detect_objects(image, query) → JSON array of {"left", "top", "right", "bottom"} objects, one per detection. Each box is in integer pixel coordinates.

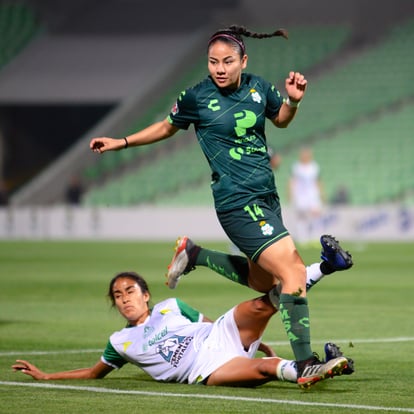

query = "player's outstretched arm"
[
  {"left": 90, "top": 119, "right": 179, "bottom": 154},
  {"left": 12, "top": 359, "right": 113, "bottom": 380}
]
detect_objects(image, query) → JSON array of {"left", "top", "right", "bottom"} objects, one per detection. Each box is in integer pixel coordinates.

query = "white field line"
[
  {"left": 0, "top": 381, "right": 413, "bottom": 413},
  {"left": 1, "top": 336, "right": 413, "bottom": 357}
]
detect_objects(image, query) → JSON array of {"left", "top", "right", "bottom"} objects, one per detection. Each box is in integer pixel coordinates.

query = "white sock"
[
  {"left": 306, "top": 262, "right": 325, "bottom": 291},
  {"left": 269, "top": 262, "right": 324, "bottom": 307},
  {"left": 276, "top": 359, "right": 298, "bottom": 383}
]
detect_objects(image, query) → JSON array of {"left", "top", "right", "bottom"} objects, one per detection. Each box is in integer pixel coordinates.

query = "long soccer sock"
[
  {"left": 278, "top": 293, "right": 313, "bottom": 362},
  {"left": 194, "top": 245, "right": 327, "bottom": 292},
  {"left": 194, "top": 248, "right": 250, "bottom": 286}
]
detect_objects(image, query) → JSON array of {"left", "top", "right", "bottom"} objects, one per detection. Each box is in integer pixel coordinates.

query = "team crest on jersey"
[
  {"left": 170, "top": 102, "right": 179, "bottom": 115},
  {"left": 143, "top": 326, "right": 155, "bottom": 338},
  {"left": 250, "top": 89, "right": 262, "bottom": 103},
  {"left": 259, "top": 220, "right": 274, "bottom": 236},
  {"left": 156, "top": 335, "right": 193, "bottom": 367}
]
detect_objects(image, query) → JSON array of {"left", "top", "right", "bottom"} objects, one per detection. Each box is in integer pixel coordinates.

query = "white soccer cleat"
[
  {"left": 166, "top": 236, "right": 196, "bottom": 289},
  {"left": 297, "top": 355, "right": 349, "bottom": 389}
]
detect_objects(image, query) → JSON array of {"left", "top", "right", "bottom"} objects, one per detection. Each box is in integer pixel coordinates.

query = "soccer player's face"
[
  {"left": 112, "top": 277, "right": 150, "bottom": 325},
  {"left": 208, "top": 41, "right": 247, "bottom": 90}
]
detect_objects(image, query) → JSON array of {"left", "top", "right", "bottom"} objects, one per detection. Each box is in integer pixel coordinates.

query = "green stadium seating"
[
  {"left": 265, "top": 18, "right": 414, "bottom": 150},
  {"left": 273, "top": 103, "right": 414, "bottom": 205},
  {"left": 82, "top": 19, "right": 414, "bottom": 206},
  {"left": 83, "top": 25, "right": 353, "bottom": 206}
]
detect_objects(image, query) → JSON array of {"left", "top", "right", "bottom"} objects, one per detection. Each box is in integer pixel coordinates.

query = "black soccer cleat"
[
  {"left": 320, "top": 234, "right": 353, "bottom": 271},
  {"left": 324, "top": 342, "right": 355, "bottom": 375}
]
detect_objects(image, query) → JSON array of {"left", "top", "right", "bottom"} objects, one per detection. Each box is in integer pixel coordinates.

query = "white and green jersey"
[
  {"left": 168, "top": 73, "right": 284, "bottom": 212},
  {"left": 101, "top": 298, "right": 211, "bottom": 383}
]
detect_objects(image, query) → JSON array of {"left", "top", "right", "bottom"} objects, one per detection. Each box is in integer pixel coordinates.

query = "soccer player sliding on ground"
[{"left": 13, "top": 237, "right": 354, "bottom": 388}]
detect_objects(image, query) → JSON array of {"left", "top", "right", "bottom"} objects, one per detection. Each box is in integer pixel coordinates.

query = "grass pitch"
[{"left": 0, "top": 239, "right": 413, "bottom": 413}]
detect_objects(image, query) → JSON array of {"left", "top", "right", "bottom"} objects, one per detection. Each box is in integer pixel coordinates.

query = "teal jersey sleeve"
[
  {"left": 101, "top": 339, "right": 128, "bottom": 369},
  {"left": 167, "top": 88, "right": 199, "bottom": 130},
  {"left": 175, "top": 298, "right": 202, "bottom": 322},
  {"left": 265, "top": 84, "right": 284, "bottom": 119}
]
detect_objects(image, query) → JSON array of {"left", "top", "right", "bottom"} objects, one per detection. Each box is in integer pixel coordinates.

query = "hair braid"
[
  {"left": 228, "top": 25, "right": 288, "bottom": 40},
  {"left": 207, "top": 25, "right": 288, "bottom": 58}
]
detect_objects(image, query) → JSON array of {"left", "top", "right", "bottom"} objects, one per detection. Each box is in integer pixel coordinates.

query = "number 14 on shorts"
[{"left": 244, "top": 204, "right": 264, "bottom": 221}]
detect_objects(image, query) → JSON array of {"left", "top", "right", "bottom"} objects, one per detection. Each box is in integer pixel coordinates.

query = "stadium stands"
[
  {"left": 6, "top": 5, "right": 413, "bottom": 207},
  {"left": 273, "top": 102, "right": 414, "bottom": 205},
  {"left": 83, "top": 24, "right": 354, "bottom": 206},
  {"left": 265, "top": 18, "right": 414, "bottom": 150},
  {"left": 150, "top": 19, "right": 414, "bottom": 207},
  {"left": 159, "top": 100, "right": 414, "bottom": 207}
]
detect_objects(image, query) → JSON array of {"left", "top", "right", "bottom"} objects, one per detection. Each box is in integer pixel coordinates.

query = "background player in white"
[
  {"left": 289, "top": 147, "right": 324, "bottom": 244},
  {"left": 12, "top": 271, "right": 352, "bottom": 389}
]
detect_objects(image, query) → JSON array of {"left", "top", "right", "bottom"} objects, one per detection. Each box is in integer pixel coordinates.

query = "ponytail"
[
  {"left": 208, "top": 25, "right": 288, "bottom": 57},
  {"left": 228, "top": 25, "right": 288, "bottom": 40}
]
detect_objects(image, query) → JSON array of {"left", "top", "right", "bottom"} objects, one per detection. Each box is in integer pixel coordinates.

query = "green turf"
[{"left": 1, "top": 240, "right": 413, "bottom": 413}]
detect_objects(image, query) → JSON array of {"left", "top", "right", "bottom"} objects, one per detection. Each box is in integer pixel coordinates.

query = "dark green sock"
[
  {"left": 195, "top": 248, "right": 249, "bottom": 287},
  {"left": 278, "top": 293, "right": 313, "bottom": 361}
]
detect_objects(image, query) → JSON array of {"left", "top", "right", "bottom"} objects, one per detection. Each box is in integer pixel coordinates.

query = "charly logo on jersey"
[
  {"left": 250, "top": 88, "right": 262, "bottom": 103},
  {"left": 156, "top": 335, "right": 193, "bottom": 367},
  {"left": 208, "top": 99, "right": 221, "bottom": 112},
  {"left": 259, "top": 220, "right": 274, "bottom": 236}
]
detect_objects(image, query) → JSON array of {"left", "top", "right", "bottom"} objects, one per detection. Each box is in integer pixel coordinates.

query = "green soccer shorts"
[{"left": 217, "top": 193, "right": 290, "bottom": 262}]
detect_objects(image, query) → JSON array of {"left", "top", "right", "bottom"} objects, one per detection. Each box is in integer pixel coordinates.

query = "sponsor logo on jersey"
[
  {"left": 147, "top": 325, "right": 168, "bottom": 347},
  {"left": 156, "top": 335, "right": 193, "bottom": 367}
]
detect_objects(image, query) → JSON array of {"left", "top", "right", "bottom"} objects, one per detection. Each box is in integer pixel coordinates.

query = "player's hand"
[
  {"left": 12, "top": 359, "right": 46, "bottom": 380},
  {"left": 89, "top": 137, "right": 124, "bottom": 153},
  {"left": 258, "top": 342, "right": 277, "bottom": 357},
  {"left": 285, "top": 71, "right": 307, "bottom": 103}
]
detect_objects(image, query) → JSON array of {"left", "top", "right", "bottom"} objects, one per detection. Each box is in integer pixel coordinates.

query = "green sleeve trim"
[
  {"left": 176, "top": 298, "right": 201, "bottom": 322},
  {"left": 102, "top": 340, "right": 128, "bottom": 369}
]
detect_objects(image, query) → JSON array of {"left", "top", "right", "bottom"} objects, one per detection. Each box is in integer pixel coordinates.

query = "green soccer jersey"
[{"left": 168, "top": 73, "right": 284, "bottom": 212}]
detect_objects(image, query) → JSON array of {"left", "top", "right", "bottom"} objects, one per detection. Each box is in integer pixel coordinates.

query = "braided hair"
[{"left": 208, "top": 25, "right": 288, "bottom": 57}]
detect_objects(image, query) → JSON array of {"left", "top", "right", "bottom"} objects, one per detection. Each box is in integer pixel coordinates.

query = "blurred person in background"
[
  {"left": 89, "top": 25, "right": 351, "bottom": 386},
  {"left": 65, "top": 175, "right": 84, "bottom": 205},
  {"left": 0, "top": 179, "right": 9, "bottom": 205},
  {"left": 289, "top": 147, "right": 324, "bottom": 245},
  {"left": 331, "top": 184, "right": 350, "bottom": 205},
  {"left": 13, "top": 271, "right": 353, "bottom": 388}
]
